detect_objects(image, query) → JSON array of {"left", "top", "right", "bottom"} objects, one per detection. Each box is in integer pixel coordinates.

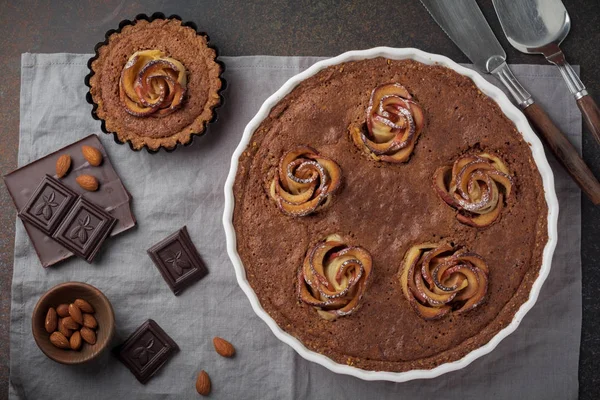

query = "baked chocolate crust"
[
  {"left": 232, "top": 58, "right": 548, "bottom": 372},
  {"left": 87, "top": 13, "right": 224, "bottom": 152}
]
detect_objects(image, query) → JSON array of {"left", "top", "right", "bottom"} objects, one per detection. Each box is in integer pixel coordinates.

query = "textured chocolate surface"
[
  {"left": 89, "top": 18, "right": 223, "bottom": 151},
  {"left": 147, "top": 226, "right": 208, "bottom": 295},
  {"left": 233, "top": 58, "right": 548, "bottom": 372},
  {"left": 16, "top": 174, "right": 116, "bottom": 264},
  {"left": 18, "top": 175, "right": 78, "bottom": 235},
  {"left": 3, "top": 134, "right": 135, "bottom": 267},
  {"left": 52, "top": 197, "right": 117, "bottom": 263},
  {"left": 115, "top": 319, "right": 179, "bottom": 384}
]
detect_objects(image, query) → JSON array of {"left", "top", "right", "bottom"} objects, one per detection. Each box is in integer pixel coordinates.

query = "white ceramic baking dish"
[{"left": 222, "top": 47, "right": 559, "bottom": 382}]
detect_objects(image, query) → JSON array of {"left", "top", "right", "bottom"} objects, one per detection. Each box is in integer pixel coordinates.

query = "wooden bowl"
[{"left": 32, "top": 281, "right": 115, "bottom": 364}]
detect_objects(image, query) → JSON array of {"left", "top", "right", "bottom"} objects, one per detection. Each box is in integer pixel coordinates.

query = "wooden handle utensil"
[
  {"left": 577, "top": 94, "right": 600, "bottom": 148},
  {"left": 523, "top": 102, "right": 600, "bottom": 204}
]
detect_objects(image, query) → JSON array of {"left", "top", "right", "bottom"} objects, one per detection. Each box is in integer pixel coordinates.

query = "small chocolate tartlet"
[{"left": 87, "top": 13, "right": 224, "bottom": 152}]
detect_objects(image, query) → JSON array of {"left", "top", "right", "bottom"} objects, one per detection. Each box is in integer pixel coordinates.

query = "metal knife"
[{"left": 420, "top": 0, "right": 600, "bottom": 205}]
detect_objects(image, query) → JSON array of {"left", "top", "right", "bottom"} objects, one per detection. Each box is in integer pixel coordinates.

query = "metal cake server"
[
  {"left": 419, "top": 0, "right": 600, "bottom": 204},
  {"left": 493, "top": 0, "right": 600, "bottom": 147}
]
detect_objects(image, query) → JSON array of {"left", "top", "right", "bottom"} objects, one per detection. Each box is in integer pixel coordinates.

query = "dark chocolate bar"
[
  {"left": 17, "top": 175, "right": 116, "bottom": 264},
  {"left": 147, "top": 226, "right": 208, "bottom": 295},
  {"left": 114, "top": 319, "right": 179, "bottom": 384},
  {"left": 52, "top": 197, "right": 117, "bottom": 263},
  {"left": 18, "top": 175, "right": 78, "bottom": 235},
  {"left": 3, "top": 134, "right": 136, "bottom": 267}
]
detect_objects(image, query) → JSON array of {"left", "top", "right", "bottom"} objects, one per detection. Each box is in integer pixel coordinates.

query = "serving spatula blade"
[
  {"left": 493, "top": 0, "right": 600, "bottom": 150},
  {"left": 492, "top": 0, "right": 569, "bottom": 55}
]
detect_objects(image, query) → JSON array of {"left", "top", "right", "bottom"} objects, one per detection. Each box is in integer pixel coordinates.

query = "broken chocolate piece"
[
  {"left": 52, "top": 197, "right": 117, "bottom": 263},
  {"left": 18, "top": 175, "right": 78, "bottom": 235},
  {"left": 147, "top": 226, "right": 208, "bottom": 295},
  {"left": 114, "top": 319, "right": 179, "bottom": 384}
]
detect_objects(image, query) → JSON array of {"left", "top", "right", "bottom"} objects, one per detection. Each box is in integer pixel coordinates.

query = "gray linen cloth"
[{"left": 10, "top": 53, "right": 581, "bottom": 399}]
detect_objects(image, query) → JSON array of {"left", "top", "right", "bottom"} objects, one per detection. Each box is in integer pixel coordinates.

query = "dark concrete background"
[{"left": 0, "top": 0, "right": 598, "bottom": 398}]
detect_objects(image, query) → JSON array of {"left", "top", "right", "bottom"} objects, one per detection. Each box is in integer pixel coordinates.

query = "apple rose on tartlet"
[
  {"left": 351, "top": 83, "right": 425, "bottom": 163},
  {"left": 269, "top": 146, "right": 342, "bottom": 217},
  {"left": 120, "top": 50, "right": 187, "bottom": 117},
  {"left": 434, "top": 153, "right": 514, "bottom": 228},
  {"left": 399, "top": 242, "right": 489, "bottom": 320},
  {"left": 298, "top": 234, "right": 373, "bottom": 321}
]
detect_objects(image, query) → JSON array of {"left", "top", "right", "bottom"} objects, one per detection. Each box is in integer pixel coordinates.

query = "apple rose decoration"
[
  {"left": 433, "top": 153, "right": 514, "bottom": 228},
  {"left": 298, "top": 234, "right": 373, "bottom": 321},
  {"left": 351, "top": 83, "right": 425, "bottom": 163},
  {"left": 119, "top": 50, "right": 187, "bottom": 117},
  {"left": 399, "top": 242, "right": 489, "bottom": 320},
  {"left": 269, "top": 146, "right": 342, "bottom": 217}
]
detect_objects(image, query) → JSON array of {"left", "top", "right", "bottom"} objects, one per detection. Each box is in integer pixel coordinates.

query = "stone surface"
[{"left": 0, "top": 0, "right": 598, "bottom": 398}]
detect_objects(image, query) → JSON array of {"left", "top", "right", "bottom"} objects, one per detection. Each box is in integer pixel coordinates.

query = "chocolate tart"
[
  {"left": 85, "top": 13, "right": 225, "bottom": 152},
  {"left": 227, "top": 52, "right": 555, "bottom": 378}
]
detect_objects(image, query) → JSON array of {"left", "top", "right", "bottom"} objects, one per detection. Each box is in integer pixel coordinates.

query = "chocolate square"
[
  {"left": 52, "top": 197, "right": 117, "bottom": 263},
  {"left": 115, "top": 319, "right": 179, "bottom": 384},
  {"left": 18, "top": 175, "right": 78, "bottom": 235},
  {"left": 147, "top": 226, "right": 208, "bottom": 295}
]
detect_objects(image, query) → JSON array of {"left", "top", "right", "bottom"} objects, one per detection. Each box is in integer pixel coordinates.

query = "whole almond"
[
  {"left": 82, "top": 313, "right": 98, "bottom": 329},
  {"left": 50, "top": 331, "right": 70, "bottom": 349},
  {"left": 213, "top": 337, "right": 235, "bottom": 358},
  {"left": 80, "top": 327, "right": 96, "bottom": 345},
  {"left": 74, "top": 298, "right": 94, "bottom": 313},
  {"left": 81, "top": 145, "right": 103, "bottom": 167},
  {"left": 58, "top": 318, "right": 73, "bottom": 338},
  {"left": 76, "top": 174, "right": 99, "bottom": 191},
  {"left": 62, "top": 316, "right": 79, "bottom": 330},
  {"left": 195, "top": 370, "right": 211, "bottom": 396},
  {"left": 55, "top": 154, "right": 72, "bottom": 178},
  {"left": 69, "top": 330, "right": 82, "bottom": 350},
  {"left": 45, "top": 307, "right": 58, "bottom": 333},
  {"left": 68, "top": 303, "right": 83, "bottom": 325},
  {"left": 56, "top": 303, "right": 70, "bottom": 317}
]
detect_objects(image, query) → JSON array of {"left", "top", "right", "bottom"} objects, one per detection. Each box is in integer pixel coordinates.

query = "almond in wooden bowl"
[{"left": 32, "top": 282, "right": 115, "bottom": 364}]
